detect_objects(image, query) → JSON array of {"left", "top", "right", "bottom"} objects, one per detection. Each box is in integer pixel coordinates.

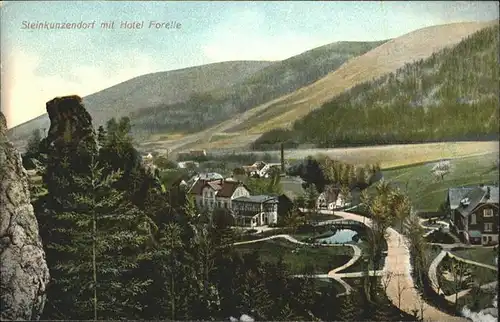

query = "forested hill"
[
  {"left": 129, "top": 41, "right": 386, "bottom": 135},
  {"left": 252, "top": 24, "right": 499, "bottom": 150}
]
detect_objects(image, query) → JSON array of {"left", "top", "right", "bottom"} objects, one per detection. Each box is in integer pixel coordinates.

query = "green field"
[
  {"left": 373, "top": 151, "right": 499, "bottom": 212},
  {"left": 336, "top": 240, "right": 388, "bottom": 273},
  {"left": 234, "top": 239, "right": 353, "bottom": 274},
  {"left": 451, "top": 247, "right": 498, "bottom": 266}
]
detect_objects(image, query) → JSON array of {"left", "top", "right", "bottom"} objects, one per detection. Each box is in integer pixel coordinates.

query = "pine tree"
[
  {"left": 26, "top": 128, "right": 42, "bottom": 155},
  {"left": 45, "top": 158, "right": 154, "bottom": 320},
  {"left": 97, "top": 125, "right": 107, "bottom": 147},
  {"left": 338, "top": 293, "right": 357, "bottom": 321},
  {"left": 150, "top": 222, "right": 188, "bottom": 320}
]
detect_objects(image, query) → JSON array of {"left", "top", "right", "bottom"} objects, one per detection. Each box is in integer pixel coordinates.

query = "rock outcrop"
[
  {"left": 0, "top": 111, "right": 50, "bottom": 320},
  {"left": 41, "top": 95, "right": 97, "bottom": 156}
]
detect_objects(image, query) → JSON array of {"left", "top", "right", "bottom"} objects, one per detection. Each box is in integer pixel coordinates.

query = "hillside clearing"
[{"left": 374, "top": 150, "right": 499, "bottom": 212}]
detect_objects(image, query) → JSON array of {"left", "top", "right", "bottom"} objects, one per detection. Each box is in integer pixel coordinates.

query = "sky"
[{"left": 1, "top": 1, "right": 498, "bottom": 128}]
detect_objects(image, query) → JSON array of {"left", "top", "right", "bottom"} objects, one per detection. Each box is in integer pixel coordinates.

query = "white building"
[
  {"left": 259, "top": 163, "right": 282, "bottom": 178},
  {"left": 188, "top": 178, "right": 250, "bottom": 211},
  {"left": 232, "top": 195, "right": 278, "bottom": 227}
]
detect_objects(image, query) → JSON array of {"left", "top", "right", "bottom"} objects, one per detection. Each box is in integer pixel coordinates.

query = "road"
[
  {"left": 233, "top": 209, "right": 491, "bottom": 321},
  {"left": 428, "top": 250, "right": 448, "bottom": 295},
  {"left": 329, "top": 210, "right": 468, "bottom": 322}
]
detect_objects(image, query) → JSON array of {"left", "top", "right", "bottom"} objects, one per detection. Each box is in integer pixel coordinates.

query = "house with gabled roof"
[
  {"left": 280, "top": 176, "right": 306, "bottom": 201},
  {"left": 242, "top": 161, "right": 267, "bottom": 177},
  {"left": 447, "top": 184, "right": 499, "bottom": 245},
  {"left": 188, "top": 178, "right": 250, "bottom": 212}
]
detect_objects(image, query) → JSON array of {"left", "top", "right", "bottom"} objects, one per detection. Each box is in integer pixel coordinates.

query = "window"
[
  {"left": 483, "top": 209, "right": 494, "bottom": 217},
  {"left": 470, "top": 213, "right": 477, "bottom": 225},
  {"left": 484, "top": 223, "right": 493, "bottom": 232}
]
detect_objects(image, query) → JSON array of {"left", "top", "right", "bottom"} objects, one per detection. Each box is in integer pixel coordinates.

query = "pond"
[{"left": 317, "top": 229, "right": 362, "bottom": 244}]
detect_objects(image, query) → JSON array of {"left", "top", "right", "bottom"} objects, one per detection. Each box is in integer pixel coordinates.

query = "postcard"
[{"left": 0, "top": 1, "right": 498, "bottom": 322}]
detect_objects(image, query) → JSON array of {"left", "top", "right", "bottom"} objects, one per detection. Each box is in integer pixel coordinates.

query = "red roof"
[
  {"left": 189, "top": 179, "right": 206, "bottom": 195},
  {"left": 189, "top": 179, "right": 248, "bottom": 198},
  {"left": 217, "top": 180, "right": 242, "bottom": 198}
]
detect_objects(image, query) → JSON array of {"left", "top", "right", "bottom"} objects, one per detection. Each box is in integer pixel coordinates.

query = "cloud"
[
  {"left": 1, "top": 48, "right": 160, "bottom": 128},
  {"left": 201, "top": 9, "right": 328, "bottom": 62}
]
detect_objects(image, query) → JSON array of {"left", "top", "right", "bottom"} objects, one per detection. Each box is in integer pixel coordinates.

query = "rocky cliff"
[{"left": 0, "top": 111, "right": 50, "bottom": 320}]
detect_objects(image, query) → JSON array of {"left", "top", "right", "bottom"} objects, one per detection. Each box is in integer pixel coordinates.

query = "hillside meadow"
[{"left": 373, "top": 150, "right": 499, "bottom": 212}]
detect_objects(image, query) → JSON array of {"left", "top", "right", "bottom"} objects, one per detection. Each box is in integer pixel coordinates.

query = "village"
[
  {"left": 142, "top": 147, "right": 499, "bottom": 246},
  {"left": 141, "top": 146, "right": 353, "bottom": 229},
  {"left": 151, "top": 147, "right": 499, "bottom": 321}
]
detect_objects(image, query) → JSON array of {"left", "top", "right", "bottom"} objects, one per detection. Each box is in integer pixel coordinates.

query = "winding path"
[
  {"left": 427, "top": 247, "right": 498, "bottom": 304},
  {"left": 330, "top": 210, "right": 467, "bottom": 322},
  {"left": 445, "top": 281, "right": 498, "bottom": 303},
  {"left": 428, "top": 250, "right": 448, "bottom": 295},
  {"left": 446, "top": 252, "right": 499, "bottom": 271},
  {"left": 420, "top": 218, "right": 453, "bottom": 238},
  {"left": 232, "top": 233, "right": 363, "bottom": 296}
]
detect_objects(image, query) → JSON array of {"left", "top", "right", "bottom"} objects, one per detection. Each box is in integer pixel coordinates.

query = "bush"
[
  {"left": 417, "top": 211, "right": 443, "bottom": 219},
  {"left": 424, "top": 230, "right": 456, "bottom": 244}
]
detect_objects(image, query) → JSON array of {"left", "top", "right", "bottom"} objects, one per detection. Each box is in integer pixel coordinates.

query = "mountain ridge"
[
  {"left": 230, "top": 20, "right": 498, "bottom": 134},
  {"left": 6, "top": 60, "right": 274, "bottom": 143},
  {"left": 251, "top": 23, "right": 499, "bottom": 150},
  {"left": 7, "top": 40, "right": 386, "bottom": 147},
  {"left": 128, "top": 40, "right": 387, "bottom": 135},
  {"left": 174, "top": 20, "right": 498, "bottom": 152}
]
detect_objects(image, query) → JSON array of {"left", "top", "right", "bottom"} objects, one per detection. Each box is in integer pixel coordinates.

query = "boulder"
[{"left": 0, "top": 111, "right": 50, "bottom": 320}]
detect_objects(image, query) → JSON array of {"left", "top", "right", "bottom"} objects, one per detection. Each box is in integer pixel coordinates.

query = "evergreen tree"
[
  {"left": 44, "top": 158, "right": 154, "bottom": 320},
  {"left": 150, "top": 222, "right": 187, "bottom": 320},
  {"left": 26, "top": 128, "right": 42, "bottom": 155},
  {"left": 97, "top": 125, "right": 107, "bottom": 147},
  {"left": 338, "top": 292, "right": 357, "bottom": 321},
  {"left": 304, "top": 184, "right": 319, "bottom": 209}
]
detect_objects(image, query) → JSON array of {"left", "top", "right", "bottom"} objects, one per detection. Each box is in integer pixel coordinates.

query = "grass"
[
  {"left": 208, "top": 133, "right": 240, "bottom": 143},
  {"left": 437, "top": 256, "right": 498, "bottom": 296},
  {"left": 315, "top": 278, "right": 346, "bottom": 294},
  {"left": 234, "top": 239, "right": 353, "bottom": 274},
  {"left": 193, "top": 141, "right": 497, "bottom": 170},
  {"left": 371, "top": 151, "right": 499, "bottom": 212},
  {"left": 451, "top": 247, "right": 498, "bottom": 266},
  {"left": 337, "top": 240, "right": 387, "bottom": 273},
  {"left": 148, "top": 132, "right": 185, "bottom": 142},
  {"left": 307, "top": 212, "right": 344, "bottom": 223},
  {"left": 457, "top": 287, "right": 497, "bottom": 312}
]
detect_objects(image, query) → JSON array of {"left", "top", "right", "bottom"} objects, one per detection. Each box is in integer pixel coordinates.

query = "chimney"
[{"left": 280, "top": 142, "right": 285, "bottom": 174}]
